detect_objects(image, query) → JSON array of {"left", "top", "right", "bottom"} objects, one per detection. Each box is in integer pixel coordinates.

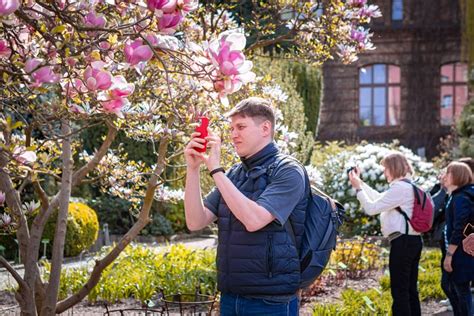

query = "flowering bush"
[{"left": 312, "top": 142, "right": 439, "bottom": 236}]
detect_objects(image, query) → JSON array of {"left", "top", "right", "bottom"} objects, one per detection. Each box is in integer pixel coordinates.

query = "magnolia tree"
[{"left": 0, "top": 0, "right": 380, "bottom": 314}]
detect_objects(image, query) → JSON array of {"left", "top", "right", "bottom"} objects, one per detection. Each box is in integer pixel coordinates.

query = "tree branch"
[
  {"left": 0, "top": 256, "right": 28, "bottom": 290},
  {"left": 56, "top": 135, "right": 170, "bottom": 314},
  {"left": 71, "top": 120, "right": 118, "bottom": 187}
]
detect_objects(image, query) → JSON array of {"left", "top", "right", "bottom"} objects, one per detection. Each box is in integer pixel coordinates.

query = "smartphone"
[
  {"left": 194, "top": 116, "right": 209, "bottom": 153},
  {"left": 346, "top": 166, "right": 356, "bottom": 174}
]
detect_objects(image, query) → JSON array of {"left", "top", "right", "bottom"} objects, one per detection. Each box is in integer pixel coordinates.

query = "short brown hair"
[
  {"left": 380, "top": 152, "right": 414, "bottom": 179},
  {"left": 458, "top": 157, "right": 474, "bottom": 174},
  {"left": 226, "top": 97, "right": 276, "bottom": 134},
  {"left": 447, "top": 161, "right": 473, "bottom": 187}
]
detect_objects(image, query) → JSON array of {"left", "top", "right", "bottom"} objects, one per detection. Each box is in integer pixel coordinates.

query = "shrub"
[
  {"left": 47, "top": 243, "right": 217, "bottom": 303},
  {"left": 328, "top": 237, "right": 386, "bottom": 278},
  {"left": 88, "top": 196, "right": 134, "bottom": 234},
  {"left": 42, "top": 202, "right": 99, "bottom": 257},
  {"left": 0, "top": 202, "right": 99, "bottom": 259},
  {"left": 89, "top": 195, "right": 175, "bottom": 236},
  {"left": 162, "top": 201, "right": 187, "bottom": 233},
  {"left": 457, "top": 100, "right": 474, "bottom": 157}
]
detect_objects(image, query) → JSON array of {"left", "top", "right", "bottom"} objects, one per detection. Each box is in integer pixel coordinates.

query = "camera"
[{"left": 346, "top": 166, "right": 356, "bottom": 174}]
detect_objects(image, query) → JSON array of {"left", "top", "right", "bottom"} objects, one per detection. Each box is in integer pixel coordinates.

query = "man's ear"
[{"left": 261, "top": 120, "right": 272, "bottom": 137}]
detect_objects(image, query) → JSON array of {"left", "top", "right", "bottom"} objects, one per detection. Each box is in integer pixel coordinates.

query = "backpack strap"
[
  {"left": 396, "top": 206, "right": 410, "bottom": 235},
  {"left": 396, "top": 179, "right": 416, "bottom": 235},
  {"left": 265, "top": 154, "right": 304, "bottom": 248}
]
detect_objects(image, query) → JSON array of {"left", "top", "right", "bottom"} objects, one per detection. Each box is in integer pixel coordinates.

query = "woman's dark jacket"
[{"left": 445, "top": 183, "right": 474, "bottom": 283}]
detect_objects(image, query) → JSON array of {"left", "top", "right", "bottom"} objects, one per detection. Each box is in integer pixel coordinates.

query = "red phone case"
[{"left": 194, "top": 116, "right": 209, "bottom": 153}]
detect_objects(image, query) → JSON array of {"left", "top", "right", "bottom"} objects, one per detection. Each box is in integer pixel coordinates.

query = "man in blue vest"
[{"left": 184, "top": 97, "right": 307, "bottom": 316}]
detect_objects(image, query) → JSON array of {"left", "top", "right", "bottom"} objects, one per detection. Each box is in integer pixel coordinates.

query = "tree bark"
[
  {"left": 40, "top": 120, "right": 73, "bottom": 316},
  {"left": 0, "top": 151, "right": 37, "bottom": 315}
]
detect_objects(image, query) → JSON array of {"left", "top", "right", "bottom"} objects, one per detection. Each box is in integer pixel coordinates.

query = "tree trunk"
[{"left": 40, "top": 120, "right": 73, "bottom": 316}]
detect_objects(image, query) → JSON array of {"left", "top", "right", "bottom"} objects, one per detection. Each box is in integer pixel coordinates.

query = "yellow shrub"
[{"left": 43, "top": 202, "right": 99, "bottom": 257}]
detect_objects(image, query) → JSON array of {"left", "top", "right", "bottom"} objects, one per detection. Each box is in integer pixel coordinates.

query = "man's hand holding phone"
[
  {"left": 184, "top": 116, "right": 209, "bottom": 170},
  {"left": 184, "top": 116, "right": 222, "bottom": 172}
]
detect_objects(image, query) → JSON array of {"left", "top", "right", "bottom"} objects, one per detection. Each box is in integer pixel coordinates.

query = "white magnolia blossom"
[{"left": 155, "top": 187, "right": 184, "bottom": 203}]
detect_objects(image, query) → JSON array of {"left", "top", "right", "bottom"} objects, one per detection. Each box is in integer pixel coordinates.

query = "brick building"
[{"left": 318, "top": 0, "right": 468, "bottom": 158}]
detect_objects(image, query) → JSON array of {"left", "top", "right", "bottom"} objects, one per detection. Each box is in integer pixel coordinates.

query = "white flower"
[
  {"left": 1, "top": 213, "right": 12, "bottom": 226},
  {"left": 0, "top": 191, "right": 5, "bottom": 205}
]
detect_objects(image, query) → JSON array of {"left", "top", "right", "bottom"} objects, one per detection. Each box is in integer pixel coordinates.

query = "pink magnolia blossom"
[
  {"left": 124, "top": 39, "right": 153, "bottom": 65},
  {"left": 0, "top": 0, "right": 20, "bottom": 16},
  {"left": 346, "top": 0, "right": 366, "bottom": 7},
  {"left": 0, "top": 39, "right": 11, "bottom": 58},
  {"left": 176, "top": 0, "right": 198, "bottom": 15},
  {"left": 0, "top": 191, "right": 5, "bottom": 205},
  {"left": 13, "top": 146, "right": 37, "bottom": 164},
  {"left": 109, "top": 75, "right": 134, "bottom": 99},
  {"left": 84, "top": 11, "right": 107, "bottom": 28},
  {"left": 350, "top": 28, "right": 367, "bottom": 43},
  {"left": 147, "top": 0, "right": 176, "bottom": 13},
  {"left": 206, "top": 32, "right": 255, "bottom": 98},
  {"left": 101, "top": 98, "right": 127, "bottom": 118},
  {"left": 84, "top": 61, "right": 112, "bottom": 91},
  {"left": 63, "top": 78, "right": 88, "bottom": 98},
  {"left": 158, "top": 13, "right": 183, "bottom": 34},
  {"left": 145, "top": 33, "right": 180, "bottom": 50},
  {"left": 359, "top": 5, "right": 382, "bottom": 19},
  {"left": 24, "top": 58, "right": 60, "bottom": 87}
]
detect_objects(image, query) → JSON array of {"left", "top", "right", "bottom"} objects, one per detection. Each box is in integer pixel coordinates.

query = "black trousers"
[{"left": 389, "top": 234, "right": 423, "bottom": 316}]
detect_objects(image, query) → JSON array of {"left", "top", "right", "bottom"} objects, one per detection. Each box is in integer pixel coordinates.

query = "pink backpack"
[{"left": 396, "top": 179, "right": 435, "bottom": 233}]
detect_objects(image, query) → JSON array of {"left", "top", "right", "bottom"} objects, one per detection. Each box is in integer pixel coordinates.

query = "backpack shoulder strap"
[
  {"left": 265, "top": 154, "right": 306, "bottom": 247},
  {"left": 395, "top": 206, "right": 410, "bottom": 235}
]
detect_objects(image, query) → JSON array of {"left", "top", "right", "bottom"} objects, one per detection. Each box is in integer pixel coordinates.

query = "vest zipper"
[
  {"left": 227, "top": 212, "right": 232, "bottom": 291},
  {"left": 267, "top": 234, "right": 273, "bottom": 278}
]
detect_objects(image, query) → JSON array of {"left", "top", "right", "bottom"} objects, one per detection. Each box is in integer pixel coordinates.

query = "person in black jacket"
[{"left": 442, "top": 161, "right": 474, "bottom": 316}]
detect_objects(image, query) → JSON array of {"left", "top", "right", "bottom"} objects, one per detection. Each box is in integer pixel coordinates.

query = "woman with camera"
[
  {"left": 348, "top": 152, "right": 422, "bottom": 316},
  {"left": 441, "top": 161, "right": 474, "bottom": 316}
]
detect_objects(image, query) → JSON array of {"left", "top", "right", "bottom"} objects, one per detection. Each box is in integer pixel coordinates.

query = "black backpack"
[{"left": 267, "top": 156, "right": 345, "bottom": 289}]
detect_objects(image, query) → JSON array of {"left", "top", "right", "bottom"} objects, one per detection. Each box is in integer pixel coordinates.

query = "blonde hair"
[
  {"left": 380, "top": 152, "right": 414, "bottom": 179},
  {"left": 446, "top": 161, "right": 473, "bottom": 187}
]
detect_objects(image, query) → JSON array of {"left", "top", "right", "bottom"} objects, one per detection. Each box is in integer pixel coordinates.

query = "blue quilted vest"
[{"left": 215, "top": 143, "right": 307, "bottom": 296}]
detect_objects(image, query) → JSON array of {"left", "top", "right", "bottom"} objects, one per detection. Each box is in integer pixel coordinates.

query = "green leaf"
[
  {"left": 51, "top": 25, "right": 67, "bottom": 34},
  {"left": 338, "top": 262, "right": 348, "bottom": 269},
  {"left": 362, "top": 296, "right": 375, "bottom": 311}
]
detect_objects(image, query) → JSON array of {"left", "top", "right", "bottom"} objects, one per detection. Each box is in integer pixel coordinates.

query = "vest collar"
[{"left": 240, "top": 142, "right": 279, "bottom": 171}]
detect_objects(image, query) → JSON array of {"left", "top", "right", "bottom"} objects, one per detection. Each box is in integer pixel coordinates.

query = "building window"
[
  {"left": 359, "top": 64, "right": 401, "bottom": 126},
  {"left": 392, "top": 0, "right": 403, "bottom": 21},
  {"left": 440, "top": 62, "right": 468, "bottom": 125}
]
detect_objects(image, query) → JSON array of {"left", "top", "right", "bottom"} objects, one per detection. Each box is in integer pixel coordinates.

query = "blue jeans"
[{"left": 220, "top": 293, "right": 299, "bottom": 316}]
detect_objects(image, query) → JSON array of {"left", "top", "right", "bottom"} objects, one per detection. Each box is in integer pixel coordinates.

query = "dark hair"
[
  {"left": 380, "top": 151, "right": 414, "bottom": 179},
  {"left": 447, "top": 161, "right": 473, "bottom": 187},
  {"left": 225, "top": 97, "right": 275, "bottom": 135}
]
